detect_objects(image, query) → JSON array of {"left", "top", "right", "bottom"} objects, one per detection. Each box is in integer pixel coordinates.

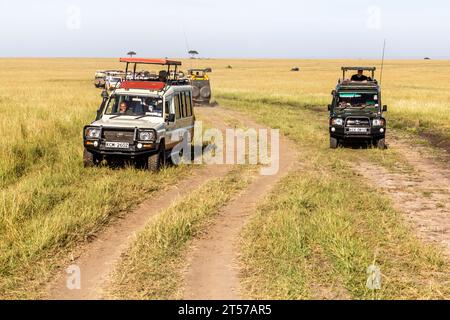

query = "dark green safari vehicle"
[{"left": 328, "top": 67, "right": 388, "bottom": 149}]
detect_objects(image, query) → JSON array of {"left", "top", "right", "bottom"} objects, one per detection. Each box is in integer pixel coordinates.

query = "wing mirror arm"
[
  {"left": 383, "top": 105, "right": 388, "bottom": 112},
  {"left": 101, "top": 90, "right": 109, "bottom": 99},
  {"left": 96, "top": 98, "right": 108, "bottom": 120},
  {"left": 328, "top": 104, "right": 332, "bottom": 111},
  {"left": 166, "top": 114, "right": 176, "bottom": 123}
]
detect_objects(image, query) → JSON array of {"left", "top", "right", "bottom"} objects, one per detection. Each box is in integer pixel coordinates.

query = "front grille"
[
  {"left": 346, "top": 118, "right": 370, "bottom": 127},
  {"left": 103, "top": 130, "right": 135, "bottom": 143}
]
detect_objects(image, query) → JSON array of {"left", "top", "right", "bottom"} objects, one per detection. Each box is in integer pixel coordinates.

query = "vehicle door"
[{"left": 182, "top": 90, "right": 195, "bottom": 141}]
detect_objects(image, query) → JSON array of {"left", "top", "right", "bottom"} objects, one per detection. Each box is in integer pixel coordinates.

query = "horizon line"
[{"left": 0, "top": 57, "right": 447, "bottom": 61}]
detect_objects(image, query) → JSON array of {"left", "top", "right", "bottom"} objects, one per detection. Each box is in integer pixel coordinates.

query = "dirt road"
[
  {"left": 46, "top": 106, "right": 298, "bottom": 300},
  {"left": 45, "top": 106, "right": 448, "bottom": 300},
  {"left": 45, "top": 164, "right": 231, "bottom": 300},
  {"left": 182, "top": 107, "right": 299, "bottom": 300},
  {"left": 354, "top": 133, "right": 450, "bottom": 257}
]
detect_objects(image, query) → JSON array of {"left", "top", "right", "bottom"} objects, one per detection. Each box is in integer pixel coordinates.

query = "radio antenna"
[
  {"left": 183, "top": 29, "right": 190, "bottom": 55},
  {"left": 380, "top": 39, "right": 386, "bottom": 85},
  {"left": 182, "top": 24, "right": 193, "bottom": 69}
]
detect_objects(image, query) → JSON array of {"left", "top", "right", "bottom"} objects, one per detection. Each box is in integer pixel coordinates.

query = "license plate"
[
  {"left": 105, "top": 142, "right": 130, "bottom": 149},
  {"left": 348, "top": 127, "right": 369, "bottom": 133}
]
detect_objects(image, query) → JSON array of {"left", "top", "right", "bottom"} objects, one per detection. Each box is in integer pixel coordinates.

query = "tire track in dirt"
[
  {"left": 182, "top": 106, "right": 299, "bottom": 300},
  {"left": 46, "top": 165, "right": 232, "bottom": 300},
  {"left": 353, "top": 133, "right": 450, "bottom": 257}
]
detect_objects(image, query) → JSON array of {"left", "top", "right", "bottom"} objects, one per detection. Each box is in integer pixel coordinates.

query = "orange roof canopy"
[{"left": 119, "top": 58, "right": 182, "bottom": 66}]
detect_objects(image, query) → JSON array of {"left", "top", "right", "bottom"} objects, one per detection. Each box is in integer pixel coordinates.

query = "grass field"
[
  {"left": 0, "top": 58, "right": 449, "bottom": 299},
  {"left": 217, "top": 98, "right": 449, "bottom": 299}
]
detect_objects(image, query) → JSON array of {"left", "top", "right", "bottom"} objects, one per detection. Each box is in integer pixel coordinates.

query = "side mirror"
[
  {"left": 96, "top": 109, "right": 102, "bottom": 121},
  {"left": 166, "top": 114, "right": 176, "bottom": 123},
  {"left": 331, "top": 90, "right": 336, "bottom": 96},
  {"left": 101, "top": 90, "right": 109, "bottom": 99},
  {"left": 383, "top": 105, "right": 388, "bottom": 112},
  {"left": 327, "top": 104, "right": 332, "bottom": 111}
]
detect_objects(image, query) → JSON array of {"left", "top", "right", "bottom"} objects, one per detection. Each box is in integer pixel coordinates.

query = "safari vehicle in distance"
[
  {"left": 328, "top": 67, "right": 388, "bottom": 149},
  {"left": 188, "top": 68, "right": 212, "bottom": 104},
  {"left": 83, "top": 58, "right": 195, "bottom": 171},
  {"left": 94, "top": 70, "right": 123, "bottom": 88}
]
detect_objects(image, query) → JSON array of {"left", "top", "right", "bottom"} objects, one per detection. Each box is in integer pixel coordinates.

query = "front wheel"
[
  {"left": 375, "top": 138, "right": 386, "bottom": 150},
  {"left": 147, "top": 144, "right": 166, "bottom": 171},
  {"left": 330, "top": 137, "right": 338, "bottom": 149},
  {"left": 83, "top": 149, "right": 101, "bottom": 167}
]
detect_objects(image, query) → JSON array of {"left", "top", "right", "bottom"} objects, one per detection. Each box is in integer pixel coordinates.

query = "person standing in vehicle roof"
[{"left": 351, "top": 70, "right": 371, "bottom": 82}]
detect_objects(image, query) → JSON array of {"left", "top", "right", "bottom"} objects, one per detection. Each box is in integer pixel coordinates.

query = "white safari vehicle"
[{"left": 83, "top": 58, "right": 195, "bottom": 171}]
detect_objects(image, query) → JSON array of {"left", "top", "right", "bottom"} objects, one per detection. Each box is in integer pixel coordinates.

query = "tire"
[
  {"left": 376, "top": 138, "right": 386, "bottom": 150},
  {"left": 192, "top": 86, "right": 200, "bottom": 98},
  {"left": 148, "top": 144, "right": 166, "bottom": 171},
  {"left": 200, "top": 86, "right": 211, "bottom": 98},
  {"left": 330, "top": 137, "right": 338, "bottom": 149},
  {"left": 83, "top": 149, "right": 101, "bottom": 167}
]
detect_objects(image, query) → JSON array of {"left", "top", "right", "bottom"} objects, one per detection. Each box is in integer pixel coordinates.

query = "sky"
[{"left": 0, "top": 0, "right": 449, "bottom": 59}]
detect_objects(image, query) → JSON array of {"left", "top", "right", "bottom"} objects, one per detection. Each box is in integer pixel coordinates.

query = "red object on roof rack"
[
  {"left": 119, "top": 58, "right": 182, "bottom": 66},
  {"left": 119, "top": 81, "right": 166, "bottom": 91}
]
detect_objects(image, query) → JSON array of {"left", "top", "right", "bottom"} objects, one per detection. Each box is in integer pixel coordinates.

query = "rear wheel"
[
  {"left": 200, "top": 86, "right": 211, "bottom": 99},
  {"left": 83, "top": 149, "right": 101, "bottom": 167},
  {"left": 330, "top": 137, "right": 338, "bottom": 149},
  {"left": 192, "top": 86, "right": 200, "bottom": 99}
]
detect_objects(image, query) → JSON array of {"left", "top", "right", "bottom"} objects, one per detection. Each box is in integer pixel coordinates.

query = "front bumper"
[
  {"left": 330, "top": 126, "right": 386, "bottom": 139},
  {"left": 85, "top": 141, "right": 158, "bottom": 158},
  {"left": 84, "top": 126, "right": 159, "bottom": 158}
]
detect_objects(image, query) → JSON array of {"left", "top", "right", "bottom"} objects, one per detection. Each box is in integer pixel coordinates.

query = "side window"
[
  {"left": 184, "top": 92, "right": 190, "bottom": 117},
  {"left": 186, "top": 91, "right": 193, "bottom": 117},
  {"left": 183, "top": 92, "right": 189, "bottom": 117},
  {"left": 165, "top": 101, "right": 170, "bottom": 116},
  {"left": 179, "top": 93, "right": 185, "bottom": 118},
  {"left": 174, "top": 95, "right": 181, "bottom": 119}
]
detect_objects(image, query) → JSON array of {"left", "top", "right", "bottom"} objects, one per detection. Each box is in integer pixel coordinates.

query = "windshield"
[
  {"left": 336, "top": 92, "right": 379, "bottom": 109},
  {"left": 105, "top": 95, "right": 164, "bottom": 117}
]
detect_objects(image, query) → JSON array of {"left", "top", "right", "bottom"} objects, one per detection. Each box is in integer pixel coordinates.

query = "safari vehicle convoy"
[
  {"left": 93, "top": 70, "right": 123, "bottom": 88},
  {"left": 328, "top": 67, "right": 388, "bottom": 149},
  {"left": 84, "top": 58, "right": 195, "bottom": 171},
  {"left": 188, "top": 68, "right": 213, "bottom": 105}
]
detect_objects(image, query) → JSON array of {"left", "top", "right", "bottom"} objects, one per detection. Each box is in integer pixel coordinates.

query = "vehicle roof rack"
[
  {"left": 188, "top": 68, "right": 212, "bottom": 73},
  {"left": 340, "top": 66, "right": 377, "bottom": 84},
  {"left": 119, "top": 58, "right": 182, "bottom": 66},
  {"left": 119, "top": 58, "right": 183, "bottom": 84},
  {"left": 341, "top": 67, "right": 376, "bottom": 72}
]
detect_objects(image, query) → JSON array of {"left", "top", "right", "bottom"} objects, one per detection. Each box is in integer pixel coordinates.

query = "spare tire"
[
  {"left": 192, "top": 86, "right": 200, "bottom": 98},
  {"left": 200, "top": 86, "right": 211, "bottom": 98}
]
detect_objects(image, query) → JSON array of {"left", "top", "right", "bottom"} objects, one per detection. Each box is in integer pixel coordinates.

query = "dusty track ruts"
[
  {"left": 182, "top": 106, "right": 299, "bottom": 300},
  {"left": 46, "top": 163, "right": 232, "bottom": 300},
  {"left": 354, "top": 133, "right": 450, "bottom": 257}
]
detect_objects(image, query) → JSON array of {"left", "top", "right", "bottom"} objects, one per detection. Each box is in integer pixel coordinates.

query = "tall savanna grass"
[
  {"left": 1, "top": 58, "right": 449, "bottom": 298},
  {"left": 0, "top": 59, "right": 191, "bottom": 298}
]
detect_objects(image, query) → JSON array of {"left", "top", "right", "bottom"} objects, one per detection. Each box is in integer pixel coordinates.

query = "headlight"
[
  {"left": 139, "top": 131, "right": 155, "bottom": 141},
  {"left": 372, "top": 119, "right": 385, "bottom": 126},
  {"left": 85, "top": 128, "right": 101, "bottom": 139},
  {"left": 331, "top": 118, "right": 344, "bottom": 126}
]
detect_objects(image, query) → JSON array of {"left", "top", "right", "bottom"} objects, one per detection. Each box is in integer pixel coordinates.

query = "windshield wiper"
[
  {"left": 109, "top": 114, "right": 129, "bottom": 119},
  {"left": 109, "top": 114, "right": 124, "bottom": 120},
  {"left": 135, "top": 114, "right": 161, "bottom": 119},
  {"left": 135, "top": 115, "right": 152, "bottom": 119}
]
